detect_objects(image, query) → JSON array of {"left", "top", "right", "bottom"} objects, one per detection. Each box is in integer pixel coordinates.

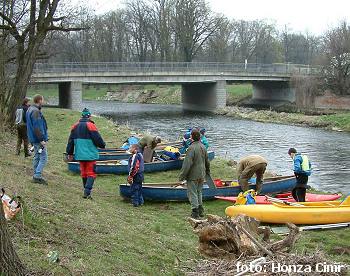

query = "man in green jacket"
[
  {"left": 237, "top": 155, "right": 268, "bottom": 194},
  {"left": 138, "top": 134, "right": 161, "bottom": 151},
  {"left": 179, "top": 129, "right": 210, "bottom": 219}
]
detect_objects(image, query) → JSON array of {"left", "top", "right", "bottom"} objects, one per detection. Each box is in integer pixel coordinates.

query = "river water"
[{"left": 84, "top": 100, "right": 350, "bottom": 195}]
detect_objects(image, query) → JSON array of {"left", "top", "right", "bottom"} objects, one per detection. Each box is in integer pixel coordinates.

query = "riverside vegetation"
[{"left": 0, "top": 108, "right": 349, "bottom": 274}]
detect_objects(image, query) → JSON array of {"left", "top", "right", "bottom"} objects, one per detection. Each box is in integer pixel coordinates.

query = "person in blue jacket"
[
  {"left": 288, "top": 148, "right": 312, "bottom": 202},
  {"left": 127, "top": 144, "right": 145, "bottom": 207},
  {"left": 66, "top": 108, "right": 106, "bottom": 199},
  {"left": 26, "top": 94, "right": 48, "bottom": 185},
  {"left": 200, "top": 128, "right": 209, "bottom": 150}
]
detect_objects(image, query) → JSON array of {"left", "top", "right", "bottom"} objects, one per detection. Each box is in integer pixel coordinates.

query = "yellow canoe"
[{"left": 225, "top": 196, "right": 350, "bottom": 225}]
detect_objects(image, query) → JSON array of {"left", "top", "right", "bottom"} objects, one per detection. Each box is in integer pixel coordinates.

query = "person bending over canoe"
[
  {"left": 138, "top": 134, "right": 161, "bottom": 151},
  {"left": 138, "top": 134, "right": 161, "bottom": 162},
  {"left": 66, "top": 108, "right": 106, "bottom": 199},
  {"left": 179, "top": 129, "right": 210, "bottom": 219},
  {"left": 127, "top": 144, "right": 145, "bottom": 207},
  {"left": 237, "top": 155, "right": 268, "bottom": 194},
  {"left": 288, "top": 148, "right": 312, "bottom": 202}
]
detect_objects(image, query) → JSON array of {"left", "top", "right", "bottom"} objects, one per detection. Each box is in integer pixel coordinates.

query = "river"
[{"left": 84, "top": 100, "right": 350, "bottom": 195}]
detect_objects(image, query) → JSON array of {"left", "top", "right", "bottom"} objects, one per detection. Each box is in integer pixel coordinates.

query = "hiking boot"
[
  {"left": 32, "top": 177, "right": 48, "bottom": 185},
  {"left": 198, "top": 205, "right": 205, "bottom": 217},
  {"left": 191, "top": 208, "right": 199, "bottom": 219},
  {"left": 83, "top": 194, "right": 92, "bottom": 200},
  {"left": 82, "top": 177, "right": 87, "bottom": 189}
]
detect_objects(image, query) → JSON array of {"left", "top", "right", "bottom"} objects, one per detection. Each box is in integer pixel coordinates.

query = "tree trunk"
[{"left": 0, "top": 202, "right": 26, "bottom": 275}]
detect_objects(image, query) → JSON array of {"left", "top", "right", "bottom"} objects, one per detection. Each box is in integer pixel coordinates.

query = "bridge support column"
[
  {"left": 58, "top": 82, "right": 82, "bottom": 110},
  {"left": 252, "top": 81, "right": 295, "bottom": 104},
  {"left": 181, "top": 81, "right": 226, "bottom": 112}
]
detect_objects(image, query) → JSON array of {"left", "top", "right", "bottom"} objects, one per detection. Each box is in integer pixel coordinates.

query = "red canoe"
[{"left": 215, "top": 192, "right": 342, "bottom": 204}]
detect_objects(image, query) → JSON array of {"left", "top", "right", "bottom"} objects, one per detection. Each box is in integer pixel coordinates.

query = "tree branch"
[{"left": 46, "top": 26, "right": 85, "bottom": 32}]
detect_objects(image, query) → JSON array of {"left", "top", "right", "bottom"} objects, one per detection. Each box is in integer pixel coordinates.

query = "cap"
[{"left": 82, "top": 108, "right": 91, "bottom": 118}]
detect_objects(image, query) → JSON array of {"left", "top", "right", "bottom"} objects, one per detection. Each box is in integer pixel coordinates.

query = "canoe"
[
  {"left": 98, "top": 141, "right": 182, "bottom": 153},
  {"left": 215, "top": 193, "right": 342, "bottom": 204},
  {"left": 119, "top": 175, "right": 296, "bottom": 201},
  {"left": 225, "top": 196, "right": 350, "bottom": 225},
  {"left": 67, "top": 149, "right": 171, "bottom": 161},
  {"left": 68, "top": 151, "right": 215, "bottom": 174}
]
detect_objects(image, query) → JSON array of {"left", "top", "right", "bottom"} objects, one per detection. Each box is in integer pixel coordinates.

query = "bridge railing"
[{"left": 32, "top": 62, "right": 320, "bottom": 75}]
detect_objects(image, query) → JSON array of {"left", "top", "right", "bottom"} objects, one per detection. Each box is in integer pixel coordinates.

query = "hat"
[
  {"left": 155, "top": 136, "right": 162, "bottom": 143},
  {"left": 81, "top": 108, "right": 91, "bottom": 118},
  {"left": 288, "top": 148, "right": 297, "bottom": 155},
  {"left": 184, "top": 133, "right": 191, "bottom": 139},
  {"left": 200, "top": 128, "right": 206, "bottom": 134}
]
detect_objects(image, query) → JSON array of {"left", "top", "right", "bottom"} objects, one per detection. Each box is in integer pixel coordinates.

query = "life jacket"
[
  {"left": 235, "top": 189, "right": 256, "bottom": 205},
  {"left": 1, "top": 188, "right": 21, "bottom": 220},
  {"left": 301, "top": 155, "right": 310, "bottom": 172}
]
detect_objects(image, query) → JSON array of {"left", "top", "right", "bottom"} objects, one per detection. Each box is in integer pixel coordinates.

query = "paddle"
[
  {"left": 271, "top": 222, "right": 350, "bottom": 235},
  {"left": 265, "top": 196, "right": 305, "bottom": 207},
  {"left": 205, "top": 173, "right": 216, "bottom": 189}
]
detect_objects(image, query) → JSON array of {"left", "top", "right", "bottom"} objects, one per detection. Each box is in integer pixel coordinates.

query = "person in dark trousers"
[
  {"left": 15, "top": 97, "right": 31, "bottom": 157},
  {"left": 179, "top": 129, "right": 210, "bottom": 219},
  {"left": 127, "top": 144, "right": 145, "bottom": 207},
  {"left": 26, "top": 94, "right": 48, "bottom": 185},
  {"left": 237, "top": 155, "right": 268, "bottom": 194},
  {"left": 66, "top": 108, "right": 106, "bottom": 199},
  {"left": 288, "top": 148, "right": 312, "bottom": 202}
]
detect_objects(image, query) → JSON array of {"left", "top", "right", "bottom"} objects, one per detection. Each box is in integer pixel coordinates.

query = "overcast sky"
[{"left": 82, "top": 0, "right": 350, "bottom": 35}]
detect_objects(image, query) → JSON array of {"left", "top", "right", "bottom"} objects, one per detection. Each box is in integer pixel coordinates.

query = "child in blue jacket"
[{"left": 127, "top": 144, "right": 145, "bottom": 207}]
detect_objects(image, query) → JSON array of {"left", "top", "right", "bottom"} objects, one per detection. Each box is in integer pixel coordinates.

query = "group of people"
[
  {"left": 15, "top": 95, "right": 49, "bottom": 185},
  {"left": 16, "top": 97, "right": 312, "bottom": 215}
]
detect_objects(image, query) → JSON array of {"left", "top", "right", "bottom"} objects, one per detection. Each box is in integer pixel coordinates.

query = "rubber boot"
[
  {"left": 198, "top": 205, "right": 205, "bottom": 217},
  {"left": 24, "top": 141, "right": 31, "bottom": 157},
  {"left": 83, "top": 177, "right": 94, "bottom": 199},
  {"left": 82, "top": 177, "right": 87, "bottom": 189},
  {"left": 191, "top": 208, "right": 199, "bottom": 219}
]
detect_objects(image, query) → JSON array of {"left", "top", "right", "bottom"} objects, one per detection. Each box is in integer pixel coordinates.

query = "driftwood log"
[{"left": 188, "top": 214, "right": 300, "bottom": 258}]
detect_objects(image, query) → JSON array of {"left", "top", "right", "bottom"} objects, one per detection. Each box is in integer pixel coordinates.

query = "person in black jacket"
[{"left": 15, "top": 97, "right": 31, "bottom": 157}]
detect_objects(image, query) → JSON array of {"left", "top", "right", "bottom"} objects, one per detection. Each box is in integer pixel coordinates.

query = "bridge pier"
[
  {"left": 181, "top": 80, "right": 226, "bottom": 112},
  {"left": 252, "top": 81, "right": 295, "bottom": 104},
  {"left": 58, "top": 82, "right": 82, "bottom": 110}
]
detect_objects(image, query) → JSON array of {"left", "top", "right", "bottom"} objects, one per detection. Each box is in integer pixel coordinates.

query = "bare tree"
[
  {"left": 0, "top": 201, "right": 26, "bottom": 275},
  {"left": 204, "top": 17, "right": 232, "bottom": 62},
  {"left": 173, "top": 0, "right": 223, "bottom": 62},
  {"left": 0, "top": 0, "right": 83, "bottom": 124},
  {"left": 322, "top": 21, "right": 350, "bottom": 95}
]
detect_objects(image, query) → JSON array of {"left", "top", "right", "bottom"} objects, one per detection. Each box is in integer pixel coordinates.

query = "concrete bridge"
[{"left": 30, "top": 62, "right": 318, "bottom": 111}]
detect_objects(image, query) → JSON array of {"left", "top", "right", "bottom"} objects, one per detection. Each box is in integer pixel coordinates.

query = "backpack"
[
  {"left": 235, "top": 189, "right": 257, "bottom": 205},
  {"left": 163, "top": 146, "right": 180, "bottom": 160},
  {"left": 1, "top": 188, "right": 21, "bottom": 220},
  {"left": 15, "top": 107, "right": 24, "bottom": 125}
]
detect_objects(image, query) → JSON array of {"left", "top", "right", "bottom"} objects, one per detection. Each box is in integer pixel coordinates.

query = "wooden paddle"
[{"left": 206, "top": 173, "right": 216, "bottom": 189}]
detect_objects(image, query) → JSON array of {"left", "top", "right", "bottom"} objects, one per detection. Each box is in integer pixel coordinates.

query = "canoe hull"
[
  {"left": 216, "top": 193, "right": 342, "bottom": 204},
  {"left": 68, "top": 151, "right": 215, "bottom": 174},
  {"left": 225, "top": 202, "right": 350, "bottom": 224},
  {"left": 119, "top": 176, "right": 296, "bottom": 201}
]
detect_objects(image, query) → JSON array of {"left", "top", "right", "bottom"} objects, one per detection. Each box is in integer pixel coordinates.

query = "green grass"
[
  {"left": 318, "top": 112, "right": 350, "bottom": 131},
  {"left": 2, "top": 108, "right": 349, "bottom": 274},
  {"left": 226, "top": 84, "right": 253, "bottom": 105}
]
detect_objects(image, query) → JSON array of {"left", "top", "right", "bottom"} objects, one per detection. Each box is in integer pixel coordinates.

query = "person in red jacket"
[{"left": 66, "top": 108, "right": 106, "bottom": 199}]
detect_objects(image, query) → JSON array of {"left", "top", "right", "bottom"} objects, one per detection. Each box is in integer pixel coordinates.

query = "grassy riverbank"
[
  {"left": 1, "top": 108, "right": 349, "bottom": 274},
  {"left": 216, "top": 106, "right": 350, "bottom": 132}
]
